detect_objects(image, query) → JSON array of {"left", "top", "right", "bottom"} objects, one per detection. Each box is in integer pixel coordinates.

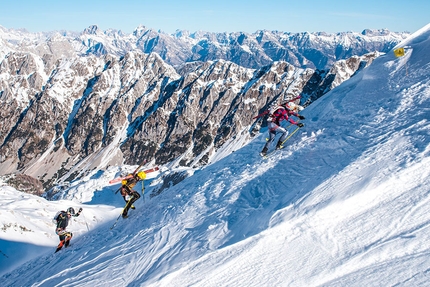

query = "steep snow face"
[{"left": 0, "top": 24, "right": 429, "bottom": 286}]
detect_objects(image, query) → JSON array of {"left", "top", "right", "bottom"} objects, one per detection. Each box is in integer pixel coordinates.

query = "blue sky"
[{"left": 1, "top": 0, "right": 428, "bottom": 34}]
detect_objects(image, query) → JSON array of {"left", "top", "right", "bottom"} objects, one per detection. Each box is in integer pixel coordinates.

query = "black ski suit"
[{"left": 55, "top": 209, "right": 81, "bottom": 252}]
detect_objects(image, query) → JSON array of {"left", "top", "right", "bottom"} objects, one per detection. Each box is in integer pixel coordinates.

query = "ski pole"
[
  {"left": 111, "top": 195, "right": 135, "bottom": 229},
  {"left": 110, "top": 214, "right": 122, "bottom": 230},
  {"left": 0, "top": 250, "right": 9, "bottom": 258},
  {"left": 281, "top": 125, "right": 302, "bottom": 145},
  {"left": 142, "top": 181, "right": 145, "bottom": 203},
  {"left": 81, "top": 212, "right": 90, "bottom": 231},
  {"left": 133, "top": 159, "right": 147, "bottom": 175}
]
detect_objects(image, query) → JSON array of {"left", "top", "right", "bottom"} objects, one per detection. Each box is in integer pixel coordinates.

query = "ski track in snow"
[{"left": 1, "top": 24, "right": 430, "bottom": 287}]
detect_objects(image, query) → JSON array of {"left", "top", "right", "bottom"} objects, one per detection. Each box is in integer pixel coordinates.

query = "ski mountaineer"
[
  {"left": 54, "top": 207, "right": 82, "bottom": 252},
  {"left": 120, "top": 171, "right": 146, "bottom": 218},
  {"left": 260, "top": 101, "right": 305, "bottom": 156}
]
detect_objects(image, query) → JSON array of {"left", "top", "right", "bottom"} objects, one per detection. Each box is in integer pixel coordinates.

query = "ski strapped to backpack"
[
  {"left": 109, "top": 165, "right": 159, "bottom": 185},
  {"left": 253, "top": 95, "right": 301, "bottom": 119}
]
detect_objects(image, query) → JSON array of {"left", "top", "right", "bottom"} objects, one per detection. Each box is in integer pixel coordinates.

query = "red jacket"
[{"left": 270, "top": 107, "right": 299, "bottom": 126}]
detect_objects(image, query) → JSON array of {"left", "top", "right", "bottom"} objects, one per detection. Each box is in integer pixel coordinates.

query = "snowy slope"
[{"left": 1, "top": 23, "right": 430, "bottom": 286}]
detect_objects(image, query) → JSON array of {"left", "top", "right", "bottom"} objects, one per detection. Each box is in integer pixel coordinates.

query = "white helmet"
[
  {"left": 286, "top": 102, "right": 297, "bottom": 110},
  {"left": 286, "top": 101, "right": 304, "bottom": 111}
]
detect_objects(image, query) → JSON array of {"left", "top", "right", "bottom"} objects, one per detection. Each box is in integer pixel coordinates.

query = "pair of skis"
[
  {"left": 109, "top": 164, "right": 159, "bottom": 185},
  {"left": 253, "top": 96, "right": 302, "bottom": 120}
]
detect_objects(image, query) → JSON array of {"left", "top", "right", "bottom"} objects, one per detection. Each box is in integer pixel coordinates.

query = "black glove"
[
  {"left": 298, "top": 115, "right": 305, "bottom": 120},
  {"left": 78, "top": 208, "right": 83, "bottom": 212},
  {"left": 297, "top": 123, "right": 304, "bottom": 128}
]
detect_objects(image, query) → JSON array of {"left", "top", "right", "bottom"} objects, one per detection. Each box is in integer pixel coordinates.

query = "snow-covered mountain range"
[
  {"left": 0, "top": 23, "right": 429, "bottom": 286},
  {"left": 0, "top": 24, "right": 408, "bottom": 70},
  {"left": 0, "top": 25, "right": 407, "bottom": 191}
]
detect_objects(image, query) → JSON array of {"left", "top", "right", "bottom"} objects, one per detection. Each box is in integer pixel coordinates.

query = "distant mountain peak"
[
  {"left": 83, "top": 25, "right": 101, "bottom": 35},
  {"left": 133, "top": 24, "right": 147, "bottom": 36}
]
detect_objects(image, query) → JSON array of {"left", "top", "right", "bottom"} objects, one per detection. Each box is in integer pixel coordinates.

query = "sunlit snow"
[{"left": 1, "top": 24, "right": 429, "bottom": 286}]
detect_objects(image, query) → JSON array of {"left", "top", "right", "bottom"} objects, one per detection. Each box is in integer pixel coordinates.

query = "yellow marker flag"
[{"left": 394, "top": 47, "right": 405, "bottom": 57}]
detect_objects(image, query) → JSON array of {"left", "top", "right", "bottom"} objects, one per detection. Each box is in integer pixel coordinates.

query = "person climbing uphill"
[
  {"left": 54, "top": 207, "right": 82, "bottom": 252},
  {"left": 260, "top": 101, "right": 305, "bottom": 156},
  {"left": 119, "top": 171, "right": 146, "bottom": 218}
]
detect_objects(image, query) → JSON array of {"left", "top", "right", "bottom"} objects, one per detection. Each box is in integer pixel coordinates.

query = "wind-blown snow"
[{"left": 1, "top": 23, "right": 430, "bottom": 286}]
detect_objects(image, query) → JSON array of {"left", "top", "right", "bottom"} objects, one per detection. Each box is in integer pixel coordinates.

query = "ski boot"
[{"left": 260, "top": 147, "right": 268, "bottom": 156}]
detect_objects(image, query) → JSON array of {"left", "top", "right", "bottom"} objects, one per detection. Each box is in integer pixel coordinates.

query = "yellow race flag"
[{"left": 394, "top": 47, "right": 405, "bottom": 57}]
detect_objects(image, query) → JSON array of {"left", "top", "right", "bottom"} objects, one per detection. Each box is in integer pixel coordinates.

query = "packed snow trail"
[{"left": 1, "top": 24, "right": 430, "bottom": 286}]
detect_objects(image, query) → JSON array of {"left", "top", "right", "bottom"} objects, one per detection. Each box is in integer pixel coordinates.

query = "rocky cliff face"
[{"left": 0, "top": 25, "right": 391, "bottom": 190}]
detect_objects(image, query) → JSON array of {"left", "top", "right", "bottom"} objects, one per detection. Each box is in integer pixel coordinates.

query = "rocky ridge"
[
  {"left": 0, "top": 25, "right": 401, "bottom": 191},
  {"left": 0, "top": 24, "right": 408, "bottom": 70}
]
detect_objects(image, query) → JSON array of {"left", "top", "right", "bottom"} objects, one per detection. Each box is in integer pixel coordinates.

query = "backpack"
[
  {"left": 267, "top": 104, "right": 285, "bottom": 122},
  {"left": 252, "top": 102, "right": 283, "bottom": 120},
  {"left": 253, "top": 96, "right": 302, "bottom": 120},
  {"left": 52, "top": 211, "right": 64, "bottom": 224}
]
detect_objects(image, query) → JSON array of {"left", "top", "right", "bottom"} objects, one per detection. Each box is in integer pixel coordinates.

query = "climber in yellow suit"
[{"left": 119, "top": 171, "right": 146, "bottom": 218}]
